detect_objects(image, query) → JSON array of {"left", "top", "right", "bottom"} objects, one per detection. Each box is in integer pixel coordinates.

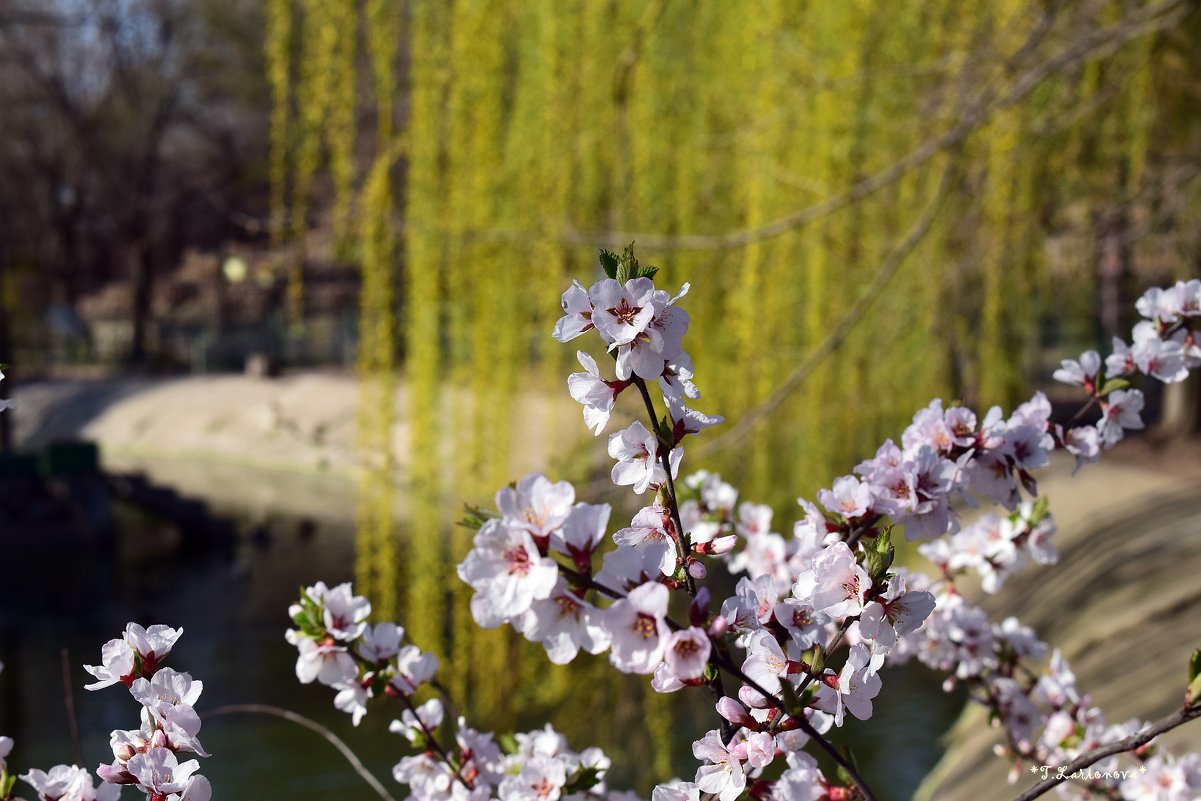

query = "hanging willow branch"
[
  {"left": 696, "top": 152, "right": 963, "bottom": 457},
  {"left": 448, "top": 0, "right": 1190, "bottom": 252}
]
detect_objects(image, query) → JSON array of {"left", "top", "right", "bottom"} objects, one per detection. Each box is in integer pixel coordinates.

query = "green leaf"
[
  {"left": 634, "top": 265, "right": 659, "bottom": 280},
  {"left": 803, "top": 645, "right": 826, "bottom": 676},
  {"left": 1099, "top": 378, "right": 1130, "bottom": 396},
  {"left": 458, "top": 503, "right": 497, "bottom": 530},
  {"left": 614, "top": 243, "right": 659, "bottom": 283},
  {"left": 499, "top": 732, "right": 520, "bottom": 756},
  {"left": 1188, "top": 649, "right": 1201, "bottom": 705},
  {"left": 598, "top": 249, "right": 620, "bottom": 279},
  {"left": 1, "top": 768, "right": 16, "bottom": 800},
  {"left": 779, "top": 678, "right": 804, "bottom": 716},
  {"left": 656, "top": 415, "right": 676, "bottom": 447},
  {"left": 864, "top": 529, "right": 894, "bottom": 580},
  {"left": 564, "top": 767, "right": 604, "bottom": 795}
]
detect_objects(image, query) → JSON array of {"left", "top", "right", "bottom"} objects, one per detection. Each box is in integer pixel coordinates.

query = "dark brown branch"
[{"left": 1012, "top": 703, "right": 1201, "bottom": 801}]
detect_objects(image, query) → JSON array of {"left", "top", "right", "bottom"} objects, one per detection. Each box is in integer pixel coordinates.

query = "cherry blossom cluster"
[
  {"left": 1, "top": 625, "right": 210, "bottom": 801},
  {"left": 917, "top": 500, "right": 1058, "bottom": 593},
  {"left": 796, "top": 285, "right": 1201, "bottom": 549},
  {"left": 459, "top": 264, "right": 1167, "bottom": 800},
  {"left": 83, "top": 624, "right": 211, "bottom": 801},
  {"left": 285, "top": 583, "right": 626, "bottom": 801},
  {"left": 1053, "top": 279, "right": 1200, "bottom": 457},
  {"left": 285, "top": 581, "right": 436, "bottom": 725},
  {"left": 553, "top": 247, "right": 720, "bottom": 496},
  {"left": 482, "top": 263, "right": 1201, "bottom": 801},
  {"left": 11, "top": 766, "right": 118, "bottom": 801},
  {"left": 889, "top": 558, "right": 1201, "bottom": 801}
]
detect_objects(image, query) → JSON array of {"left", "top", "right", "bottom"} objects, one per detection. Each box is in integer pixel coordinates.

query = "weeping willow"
[
  {"left": 354, "top": 0, "right": 403, "bottom": 621},
  {"left": 269, "top": 0, "right": 1195, "bottom": 786}
]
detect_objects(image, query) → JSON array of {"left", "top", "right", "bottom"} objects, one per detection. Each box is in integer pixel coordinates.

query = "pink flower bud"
[
  {"left": 709, "top": 535, "right": 737, "bottom": 555},
  {"left": 708, "top": 616, "right": 729, "bottom": 637},
  {"left": 739, "top": 684, "right": 773, "bottom": 709},
  {"left": 693, "top": 535, "right": 738, "bottom": 555},
  {"left": 687, "top": 559, "right": 707, "bottom": 579},
  {"left": 716, "top": 697, "right": 756, "bottom": 728}
]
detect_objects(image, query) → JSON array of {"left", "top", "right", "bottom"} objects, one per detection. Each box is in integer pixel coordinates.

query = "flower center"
[
  {"left": 674, "top": 638, "right": 699, "bottom": 657},
  {"left": 554, "top": 595, "right": 582, "bottom": 620},
  {"left": 633, "top": 613, "right": 658, "bottom": 639},
  {"left": 609, "top": 299, "right": 642, "bottom": 326},
  {"left": 504, "top": 546, "right": 532, "bottom": 575}
]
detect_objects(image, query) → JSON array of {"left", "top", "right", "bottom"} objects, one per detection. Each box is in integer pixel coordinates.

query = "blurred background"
[{"left": 0, "top": 0, "right": 1199, "bottom": 799}]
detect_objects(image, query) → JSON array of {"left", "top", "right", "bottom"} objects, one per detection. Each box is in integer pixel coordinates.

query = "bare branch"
[
  {"left": 204, "top": 703, "right": 399, "bottom": 801},
  {"left": 693, "top": 151, "right": 962, "bottom": 458},
  {"left": 1012, "top": 702, "right": 1201, "bottom": 801}
]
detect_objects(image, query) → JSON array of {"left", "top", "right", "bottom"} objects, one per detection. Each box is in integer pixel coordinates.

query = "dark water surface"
[{"left": 0, "top": 494, "right": 965, "bottom": 801}]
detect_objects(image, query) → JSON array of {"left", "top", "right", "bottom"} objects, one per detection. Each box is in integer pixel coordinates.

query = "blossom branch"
[
  {"left": 394, "top": 692, "right": 471, "bottom": 791},
  {"left": 631, "top": 375, "right": 696, "bottom": 594},
  {"left": 706, "top": 650, "right": 879, "bottom": 801},
  {"left": 796, "top": 716, "right": 878, "bottom": 801},
  {"left": 1012, "top": 702, "right": 1201, "bottom": 801}
]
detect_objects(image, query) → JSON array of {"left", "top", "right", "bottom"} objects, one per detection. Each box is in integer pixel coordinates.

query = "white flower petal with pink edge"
[
  {"left": 458, "top": 518, "right": 560, "bottom": 628},
  {"left": 496, "top": 473, "right": 576, "bottom": 541},
  {"left": 552, "top": 280, "right": 594, "bottom": 343},
  {"left": 84, "top": 638, "right": 136, "bottom": 691},
  {"left": 605, "top": 581, "right": 671, "bottom": 674}
]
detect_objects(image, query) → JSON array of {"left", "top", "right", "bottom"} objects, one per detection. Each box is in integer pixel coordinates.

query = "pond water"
[{"left": 0, "top": 489, "right": 966, "bottom": 801}]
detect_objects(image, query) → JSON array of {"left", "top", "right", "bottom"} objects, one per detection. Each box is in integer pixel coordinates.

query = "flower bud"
[
  {"left": 715, "top": 697, "right": 756, "bottom": 728},
  {"left": 693, "top": 535, "right": 737, "bottom": 555},
  {"left": 739, "top": 684, "right": 773, "bottom": 709}
]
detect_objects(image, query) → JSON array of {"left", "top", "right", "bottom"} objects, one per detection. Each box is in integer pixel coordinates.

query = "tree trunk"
[{"left": 128, "top": 240, "right": 155, "bottom": 366}]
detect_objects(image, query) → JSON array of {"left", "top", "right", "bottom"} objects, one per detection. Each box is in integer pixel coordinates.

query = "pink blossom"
[
  {"left": 606, "top": 581, "right": 670, "bottom": 674},
  {"left": 552, "top": 280, "right": 594, "bottom": 342}
]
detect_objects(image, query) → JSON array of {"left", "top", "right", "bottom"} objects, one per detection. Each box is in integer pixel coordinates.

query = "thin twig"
[
  {"left": 632, "top": 376, "right": 695, "bottom": 595},
  {"left": 707, "top": 651, "right": 879, "bottom": 801},
  {"left": 1012, "top": 703, "right": 1201, "bottom": 801},
  {"left": 394, "top": 692, "right": 471, "bottom": 791},
  {"left": 796, "top": 716, "right": 878, "bottom": 801},
  {"left": 60, "top": 648, "right": 83, "bottom": 766},
  {"left": 694, "top": 152, "right": 962, "bottom": 458},
  {"left": 204, "top": 704, "right": 398, "bottom": 801}
]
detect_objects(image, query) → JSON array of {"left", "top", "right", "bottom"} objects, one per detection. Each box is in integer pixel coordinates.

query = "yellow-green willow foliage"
[
  {"left": 355, "top": 0, "right": 403, "bottom": 622},
  {"left": 271, "top": 0, "right": 1194, "bottom": 785}
]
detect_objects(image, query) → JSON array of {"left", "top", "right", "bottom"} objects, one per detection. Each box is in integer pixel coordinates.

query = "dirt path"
[{"left": 11, "top": 374, "right": 566, "bottom": 520}]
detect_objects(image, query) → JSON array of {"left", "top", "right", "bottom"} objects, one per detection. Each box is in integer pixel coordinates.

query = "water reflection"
[{"left": 0, "top": 503, "right": 964, "bottom": 801}]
